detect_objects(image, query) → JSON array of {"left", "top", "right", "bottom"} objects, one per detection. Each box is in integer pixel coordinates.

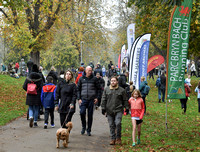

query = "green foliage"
[
  {"left": 113, "top": 76, "right": 200, "bottom": 151},
  {"left": 40, "top": 30, "right": 79, "bottom": 70},
  {"left": 0, "top": 75, "right": 27, "bottom": 126},
  {"left": 127, "top": 0, "right": 200, "bottom": 58}
]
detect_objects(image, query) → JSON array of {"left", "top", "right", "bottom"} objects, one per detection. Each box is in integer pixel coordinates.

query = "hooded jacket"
[
  {"left": 41, "top": 83, "right": 56, "bottom": 108},
  {"left": 23, "top": 72, "right": 43, "bottom": 105},
  {"left": 139, "top": 81, "right": 148, "bottom": 97}
]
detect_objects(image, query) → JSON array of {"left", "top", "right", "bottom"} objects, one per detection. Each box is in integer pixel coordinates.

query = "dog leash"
[{"left": 61, "top": 107, "right": 72, "bottom": 128}]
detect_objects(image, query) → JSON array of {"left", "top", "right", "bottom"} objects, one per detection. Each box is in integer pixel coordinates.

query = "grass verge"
[
  {"left": 0, "top": 75, "right": 27, "bottom": 126},
  {"left": 112, "top": 76, "right": 200, "bottom": 152}
]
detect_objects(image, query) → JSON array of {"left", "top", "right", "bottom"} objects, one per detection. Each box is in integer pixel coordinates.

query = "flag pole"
[{"left": 166, "top": 5, "right": 177, "bottom": 131}]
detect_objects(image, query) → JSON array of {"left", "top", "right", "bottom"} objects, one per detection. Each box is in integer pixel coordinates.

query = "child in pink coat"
[{"left": 128, "top": 89, "right": 145, "bottom": 147}]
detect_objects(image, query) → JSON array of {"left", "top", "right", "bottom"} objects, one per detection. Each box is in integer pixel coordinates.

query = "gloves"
[
  {"left": 102, "top": 109, "right": 106, "bottom": 115},
  {"left": 125, "top": 109, "right": 129, "bottom": 115}
]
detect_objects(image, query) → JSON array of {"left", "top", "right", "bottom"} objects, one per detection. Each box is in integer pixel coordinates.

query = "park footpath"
[{"left": 0, "top": 104, "right": 111, "bottom": 152}]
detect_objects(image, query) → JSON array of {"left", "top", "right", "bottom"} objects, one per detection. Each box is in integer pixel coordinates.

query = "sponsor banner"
[
  {"left": 120, "top": 44, "right": 126, "bottom": 71},
  {"left": 166, "top": 0, "right": 193, "bottom": 99},
  {"left": 132, "top": 33, "right": 151, "bottom": 89},
  {"left": 147, "top": 55, "right": 165, "bottom": 73},
  {"left": 129, "top": 36, "right": 140, "bottom": 82},
  {"left": 127, "top": 23, "right": 135, "bottom": 57},
  {"left": 138, "top": 41, "right": 150, "bottom": 87}
]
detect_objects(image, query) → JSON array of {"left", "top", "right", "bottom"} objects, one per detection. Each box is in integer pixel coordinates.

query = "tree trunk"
[{"left": 30, "top": 51, "right": 40, "bottom": 66}]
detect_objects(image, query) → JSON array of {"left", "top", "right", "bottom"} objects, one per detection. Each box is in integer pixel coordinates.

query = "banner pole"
[
  {"left": 165, "top": 5, "right": 177, "bottom": 132},
  {"left": 165, "top": 98, "right": 168, "bottom": 131}
]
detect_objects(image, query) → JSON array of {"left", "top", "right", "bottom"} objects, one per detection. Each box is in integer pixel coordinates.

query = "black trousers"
[
  {"left": 180, "top": 97, "right": 188, "bottom": 113},
  {"left": 198, "top": 98, "right": 200, "bottom": 113},
  {"left": 60, "top": 112, "right": 74, "bottom": 128},
  {"left": 142, "top": 97, "right": 146, "bottom": 113},
  {"left": 44, "top": 108, "right": 54, "bottom": 125}
]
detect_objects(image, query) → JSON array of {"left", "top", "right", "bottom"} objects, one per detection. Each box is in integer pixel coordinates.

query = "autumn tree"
[{"left": 0, "top": 0, "right": 72, "bottom": 66}]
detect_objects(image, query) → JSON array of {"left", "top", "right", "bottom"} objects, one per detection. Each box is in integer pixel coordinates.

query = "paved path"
[{"left": 0, "top": 104, "right": 111, "bottom": 152}]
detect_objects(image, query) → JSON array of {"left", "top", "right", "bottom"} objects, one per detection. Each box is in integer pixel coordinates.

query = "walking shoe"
[
  {"left": 110, "top": 140, "right": 115, "bottom": 145},
  {"left": 115, "top": 138, "right": 121, "bottom": 145},
  {"left": 81, "top": 128, "right": 85, "bottom": 135},
  {"left": 159, "top": 99, "right": 161, "bottom": 103},
  {"left": 44, "top": 124, "right": 47, "bottom": 129},
  {"left": 51, "top": 124, "right": 55, "bottom": 128},
  {"left": 34, "top": 122, "right": 38, "bottom": 127},
  {"left": 132, "top": 142, "right": 136, "bottom": 147},
  {"left": 29, "top": 117, "right": 33, "bottom": 128},
  {"left": 87, "top": 132, "right": 91, "bottom": 136}
]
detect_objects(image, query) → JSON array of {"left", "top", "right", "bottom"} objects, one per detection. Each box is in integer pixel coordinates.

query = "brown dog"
[{"left": 56, "top": 122, "right": 73, "bottom": 148}]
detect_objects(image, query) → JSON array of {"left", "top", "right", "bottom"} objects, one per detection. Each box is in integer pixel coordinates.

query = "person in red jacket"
[
  {"left": 128, "top": 89, "right": 145, "bottom": 147},
  {"left": 15, "top": 62, "right": 19, "bottom": 73},
  {"left": 180, "top": 80, "right": 191, "bottom": 114},
  {"left": 75, "top": 67, "right": 84, "bottom": 85}
]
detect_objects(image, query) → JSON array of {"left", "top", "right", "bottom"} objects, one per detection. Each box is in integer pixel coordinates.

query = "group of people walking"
[{"left": 22, "top": 60, "right": 200, "bottom": 148}]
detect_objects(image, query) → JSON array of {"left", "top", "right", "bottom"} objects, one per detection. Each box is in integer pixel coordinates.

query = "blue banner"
[{"left": 139, "top": 41, "right": 150, "bottom": 87}]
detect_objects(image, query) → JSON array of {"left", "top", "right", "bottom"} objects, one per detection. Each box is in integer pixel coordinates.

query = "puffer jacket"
[
  {"left": 101, "top": 85, "right": 129, "bottom": 116},
  {"left": 55, "top": 80, "right": 77, "bottom": 113},
  {"left": 128, "top": 97, "right": 145, "bottom": 119},
  {"left": 41, "top": 83, "right": 56, "bottom": 109},
  {"left": 23, "top": 72, "right": 43, "bottom": 106},
  {"left": 139, "top": 81, "right": 148, "bottom": 97},
  {"left": 77, "top": 72, "right": 100, "bottom": 100}
]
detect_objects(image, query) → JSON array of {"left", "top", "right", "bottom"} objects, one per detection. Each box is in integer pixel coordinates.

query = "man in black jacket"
[
  {"left": 77, "top": 66, "right": 100, "bottom": 136},
  {"left": 118, "top": 72, "right": 129, "bottom": 89}
]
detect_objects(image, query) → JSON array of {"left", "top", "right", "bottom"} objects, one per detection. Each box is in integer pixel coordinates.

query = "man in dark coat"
[
  {"left": 47, "top": 66, "right": 58, "bottom": 85},
  {"left": 94, "top": 64, "right": 103, "bottom": 77},
  {"left": 77, "top": 66, "right": 101, "bottom": 136},
  {"left": 160, "top": 72, "right": 166, "bottom": 102},
  {"left": 118, "top": 72, "right": 129, "bottom": 89},
  {"left": 27, "top": 59, "right": 34, "bottom": 74}
]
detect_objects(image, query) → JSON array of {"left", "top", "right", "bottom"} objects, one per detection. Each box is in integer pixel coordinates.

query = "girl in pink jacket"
[{"left": 128, "top": 89, "right": 145, "bottom": 147}]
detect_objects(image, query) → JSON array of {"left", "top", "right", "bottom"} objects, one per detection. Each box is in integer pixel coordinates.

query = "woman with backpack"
[
  {"left": 180, "top": 80, "right": 191, "bottom": 114},
  {"left": 23, "top": 64, "right": 43, "bottom": 128}
]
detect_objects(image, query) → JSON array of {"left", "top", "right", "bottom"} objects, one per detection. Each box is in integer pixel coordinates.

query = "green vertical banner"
[{"left": 166, "top": 0, "right": 193, "bottom": 99}]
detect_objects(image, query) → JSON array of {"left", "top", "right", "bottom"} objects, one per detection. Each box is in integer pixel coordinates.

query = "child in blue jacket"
[{"left": 41, "top": 76, "right": 56, "bottom": 129}]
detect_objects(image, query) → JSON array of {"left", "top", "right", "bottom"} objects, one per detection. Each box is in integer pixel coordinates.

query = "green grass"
[
  {"left": 0, "top": 75, "right": 27, "bottom": 126},
  {"left": 113, "top": 76, "right": 200, "bottom": 152}
]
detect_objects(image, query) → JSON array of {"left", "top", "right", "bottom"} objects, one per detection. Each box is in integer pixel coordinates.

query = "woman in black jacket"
[
  {"left": 55, "top": 70, "right": 77, "bottom": 128},
  {"left": 23, "top": 64, "right": 43, "bottom": 127}
]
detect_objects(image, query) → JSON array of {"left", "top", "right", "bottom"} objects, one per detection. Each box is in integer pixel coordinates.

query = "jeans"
[
  {"left": 107, "top": 112, "right": 123, "bottom": 140},
  {"left": 29, "top": 105, "right": 40, "bottom": 122},
  {"left": 60, "top": 112, "right": 74, "bottom": 128},
  {"left": 180, "top": 98, "right": 188, "bottom": 113},
  {"left": 161, "top": 88, "right": 165, "bottom": 102},
  {"left": 158, "top": 87, "right": 161, "bottom": 99},
  {"left": 79, "top": 99, "right": 94, "bottom": 132},
  {"left": 44, "top": 108, "right": 54, "bottom": 125}
]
